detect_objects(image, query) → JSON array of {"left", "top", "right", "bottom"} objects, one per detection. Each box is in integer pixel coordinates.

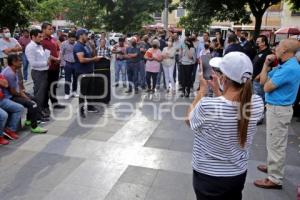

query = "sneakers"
[
  {"left": 87, "top": 106, "right": 99, "bottom": 113},
  {"left": 4, "top": 129, "right": 19, "bottom": 140},
  {"left": 31, "top": 126, "right": 48, "bottom": 134},
  {"left": 0, "top": 136, "right": 9, "bottom": 145},
  {"left": 72, "top": 92, "right": 79, "bottom": 98},
  {"left": 24, "top": 120, "right": 32, "bottom": 127},
  {"left": 64, "top": 94, "right": 71, "bottom": 100}
]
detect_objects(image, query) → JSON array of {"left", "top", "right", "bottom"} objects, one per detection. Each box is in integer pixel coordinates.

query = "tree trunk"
[{"left": 253, "top": 13, "right": 263, "bottom": 40}]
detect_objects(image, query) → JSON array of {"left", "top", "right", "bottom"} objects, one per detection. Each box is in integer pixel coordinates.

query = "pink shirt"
[{"left": 145, "top": 48, "right": 162, "bottom": 73}]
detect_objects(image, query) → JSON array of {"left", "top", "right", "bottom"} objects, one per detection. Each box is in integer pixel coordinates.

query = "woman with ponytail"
[{"left": 186, "top": 52, "right": 264, "bottom": 200}]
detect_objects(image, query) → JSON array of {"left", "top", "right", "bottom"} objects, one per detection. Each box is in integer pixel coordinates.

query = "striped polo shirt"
[{"left": 190, "top": 95, "right": 264, "bottom": 177}]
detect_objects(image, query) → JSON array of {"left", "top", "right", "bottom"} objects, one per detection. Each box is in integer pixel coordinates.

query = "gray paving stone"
[
  {"left": 145, "top": 187, "right": 187, "bottom": 200},
  {"left": 44, "top": 183, "right": 107, "bottom": 200},
  {"left": 2, "top": 187, "right": 51, "bottom": 200},
  {"left": 119, "top": 166, "right": 158, "bottom": 187},
  {"left": 144, "top": 137, "right": 172, "bottom": 150},
  {"left": 152, "top": 170, "right": 191, "bottom": 191},
  {"left": 105, "top": 182, "right": 149, "bottom": 200}
]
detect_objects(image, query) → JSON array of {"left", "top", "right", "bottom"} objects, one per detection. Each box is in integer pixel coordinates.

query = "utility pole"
[{"left": 164, "top": 0, "right": 169, "bottom": 31}]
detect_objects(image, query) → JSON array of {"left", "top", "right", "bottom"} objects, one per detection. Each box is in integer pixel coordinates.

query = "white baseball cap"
[{"left": 209, "top": 52, "right": 253, "bottom": 84}]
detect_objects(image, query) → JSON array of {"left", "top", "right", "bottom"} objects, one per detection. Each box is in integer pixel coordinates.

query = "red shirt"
[
  {"left": 18, "top": 36, "right": 31, "bottom": 52},
  {"left": 41, "top": 36, "right": 60, "bottom": 70}
]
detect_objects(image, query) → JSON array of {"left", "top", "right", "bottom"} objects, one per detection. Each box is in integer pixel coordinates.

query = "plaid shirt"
[{"left": 97, "top": 47, "right": 111, "bottom": 58}]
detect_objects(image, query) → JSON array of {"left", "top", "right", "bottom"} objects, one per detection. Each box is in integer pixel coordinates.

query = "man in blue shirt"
[
  {"left": 255, "top": 38, "right": 300, "bottom": 189},
  {"left": 73, "top": 29, "right": 101, "bottom": 118},
  {"left": 124, "top": 37, "right": 141, "bottom": 94}
]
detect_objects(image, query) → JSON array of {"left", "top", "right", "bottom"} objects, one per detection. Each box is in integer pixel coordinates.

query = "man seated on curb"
[
  {"left": 2, "top": 54, "right": 47, "bottom": 134},
  {"left": 0, "top": 73, "right": 23, "bottom": 144}
]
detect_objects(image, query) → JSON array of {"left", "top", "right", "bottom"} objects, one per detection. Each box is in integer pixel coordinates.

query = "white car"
[{"left": 109, "top": 33, "right": 123, "bottom": 45}]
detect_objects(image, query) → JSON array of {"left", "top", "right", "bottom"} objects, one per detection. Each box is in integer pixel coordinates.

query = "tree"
[
  {"left": 64, "top": 0, "right": 105, "bottom": 29},
  {"left": 0, "top": 0, "right": 36, "bottom": 32},
  {"left": 32, "top": 0, "right": 65, "bottom": 22},
  {"left": 96, "top": 0, "right": 172, "bottom": 33},
  {"left": 181, "top": 0, "right": 300, "bottom": 38}
]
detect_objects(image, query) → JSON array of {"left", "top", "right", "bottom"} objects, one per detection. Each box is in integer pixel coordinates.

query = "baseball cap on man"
[
  {"left": 76, "top": 29, "right": 88, "bottom": 38},
  {"left": 209, "top": 52, "right": 253, "bottom": 84}
]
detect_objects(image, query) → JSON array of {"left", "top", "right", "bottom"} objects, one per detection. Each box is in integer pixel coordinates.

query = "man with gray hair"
[{"left": 255, "top": 38, "right": 300, "bottom": 189}]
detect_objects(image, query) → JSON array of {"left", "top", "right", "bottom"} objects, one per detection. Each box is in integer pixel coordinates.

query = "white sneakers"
[{"left": 64, "top": 92, "right": 79, "bottom": 100}]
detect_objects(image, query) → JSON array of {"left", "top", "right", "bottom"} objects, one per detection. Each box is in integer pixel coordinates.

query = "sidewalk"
[{"left": 0, "top": 82, "right": 299, "bottom": 200}]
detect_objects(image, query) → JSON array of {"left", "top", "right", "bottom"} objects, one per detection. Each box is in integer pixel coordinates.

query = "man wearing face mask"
[
  {"left": 124, "top": 37, "right": 141, "bottom": 94},
  {"left": 254, "top": 38, "right": 300, "bottom": 190},
  {"left": 252, "top": 35, "right": 272, "bottom": 105},
  {"left": 240, "top": 31, "right": 256, "bottom": 60},
  {"left": 0, "top": 27, "right": 22, "bottom": 66}
]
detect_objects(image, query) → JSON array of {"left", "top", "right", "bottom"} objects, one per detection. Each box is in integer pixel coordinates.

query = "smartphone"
[{"left": 201, "top": 55, "right": 212, "bottom": 80}]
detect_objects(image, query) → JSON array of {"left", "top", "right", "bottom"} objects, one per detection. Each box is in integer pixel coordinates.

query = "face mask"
[
  {"left": 152, "top": 44, "right": 157, "bottom": 48},
  {"left": 218, "top": 79, "right": 224, "bottom": 92},
  {"left": 204, "top": 44, "right": 210, "bottom": 49},
  {"left": 4, "top": 32, "right": 11, "bottom": 38},
  {"left": 240, "top": 37, "right": 246, "bottom": 42}
]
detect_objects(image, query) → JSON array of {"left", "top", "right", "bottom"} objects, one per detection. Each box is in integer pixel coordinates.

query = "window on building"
[{"left": 176, "top": 7, "right": 185, "bottom": 18}]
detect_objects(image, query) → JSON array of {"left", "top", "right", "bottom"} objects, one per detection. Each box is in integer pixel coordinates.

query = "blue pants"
[
  {"left": 64, "top": 62, "right": 78, "bottom": 95},
  {"left": 138, "top": 61, "right": 146, "bottom": 88},
  {"left": 115, "top": 60, "right": 127, "bottom": 83},
  {"left": 22, "top": 53, "right": 29, "bottom": 81},
  {"left": 0, "top": 98, "right": 23, "bottom": 132},
  {"left": 156, "top": 64, "right": 166, "bottom": 89},
  {"left": 0, "top": 108, "right": 8, "bottom": 136},
  {"left": 127, "top": 62, "right": 139, "bottom": 90},
  {"left": 253, "top": 80, "right": 265, "bottom": 103}
]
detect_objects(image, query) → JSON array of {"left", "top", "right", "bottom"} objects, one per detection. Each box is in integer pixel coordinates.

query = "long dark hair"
[{"left": 233, "top": 79, "right": 253, "bottom": 148}]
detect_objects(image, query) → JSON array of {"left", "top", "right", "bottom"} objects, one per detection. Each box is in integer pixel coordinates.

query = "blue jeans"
[
  {"left": 0, "top": 108, "right": 8, "bottom": 136},
  {"left": 0, "top": 98, "right": 23, "bottom": 132},
  {"left": 64, "top": 62, "right": 78, "bottom": 95},
  {"left": 22, "top": 53, "right": 29, "bottom": 81},
  {"left": 127, "top": 62, "right": 139, "bottom": 90},
  {"left": 115, "top": 60, "right": 127, "bottom": 83},
  {"left": 138, "top": 61, "right": 146, "bottom": 88},
  {"left": 253, "top": 80, "right": 265, "bottom": 103}
]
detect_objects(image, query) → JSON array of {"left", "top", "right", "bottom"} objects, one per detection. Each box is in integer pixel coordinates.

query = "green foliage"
[
  {"left": 0, "top": 0, "right": 36, "bottom": 31},
  {"left": 32, "top": 0, "right": 65, "bottom": 22},
  {"left": 181, "top": 0, "right": 300, "bottom": 37},
  {"left": 97, "top": 0, "right": 168, "bottom": 33}
]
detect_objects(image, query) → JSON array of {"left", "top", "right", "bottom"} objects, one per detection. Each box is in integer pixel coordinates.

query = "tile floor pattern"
[{"left": 0, "top": 85, "right": 300, "bottom": 200}]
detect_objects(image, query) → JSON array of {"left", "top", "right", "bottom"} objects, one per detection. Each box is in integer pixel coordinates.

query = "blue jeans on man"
[
  {"left": 138, "top": 61, "right": 146, "bottom": 89},
  {"left": 0, "top": 98, "right": 24, "bottom": 132},
  {"left": 22, "top": 53, "right": 29, "bottom": 81},
  {"left": 115, "top": 60, "right": 127, "bottom": 85},
  {"left": 64, "top": 62, "right": 78, "bottom": 95},
  {"left": 127, "top": 62, "right": 139, "bottom": 91},
  {"left": 253, "top": 80, "right": 265, "bottom": 103}
]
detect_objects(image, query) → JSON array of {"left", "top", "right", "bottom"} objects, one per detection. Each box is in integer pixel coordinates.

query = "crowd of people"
[{"left": 1, "top": 22, "right": 300, "bottom": 200}]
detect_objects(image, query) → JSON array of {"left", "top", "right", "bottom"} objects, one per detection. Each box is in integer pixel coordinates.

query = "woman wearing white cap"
[{"left": 186, "top": 52, "right": 264, "bottom": 200}]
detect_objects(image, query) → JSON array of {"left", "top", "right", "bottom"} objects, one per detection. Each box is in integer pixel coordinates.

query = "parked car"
[{"left": 109, "top": 33, "right": 123, "bottom": 44}]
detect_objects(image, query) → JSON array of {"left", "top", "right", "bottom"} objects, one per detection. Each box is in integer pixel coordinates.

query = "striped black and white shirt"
[{"left": 190, "top": 95, "right": 264, "bottom": 177}]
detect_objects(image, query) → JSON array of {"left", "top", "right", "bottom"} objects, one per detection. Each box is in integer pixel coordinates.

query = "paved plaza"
[{"left": 0, "top": 81, "right": 299, "bottom": 200}]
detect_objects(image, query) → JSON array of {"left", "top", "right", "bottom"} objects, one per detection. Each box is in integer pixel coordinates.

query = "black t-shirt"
[{"left": 252, "top": 48, "right": 272, "bottom": 79}]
